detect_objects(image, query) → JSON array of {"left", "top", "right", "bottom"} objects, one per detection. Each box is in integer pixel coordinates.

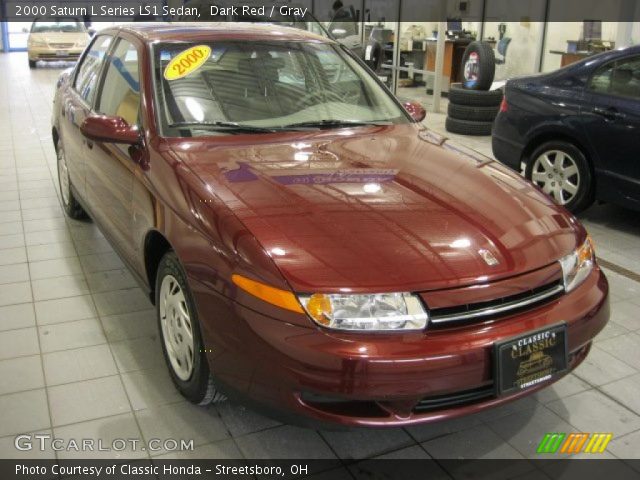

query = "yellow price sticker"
[{"left": 163, "top": 45, "right": 211, "bottom": 81}]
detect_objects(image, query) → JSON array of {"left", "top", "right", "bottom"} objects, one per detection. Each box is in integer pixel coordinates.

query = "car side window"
[
  {"left": 589, "top": 56, "right": 640, "bottom": 100},
  {"left": 74, "top": 35, "right": 112, "bottom": 105},
  {"left": 97, "top": 38, "right": 140, "bottom": 126}
]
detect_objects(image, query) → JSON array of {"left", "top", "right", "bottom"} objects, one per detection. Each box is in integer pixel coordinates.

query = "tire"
[
  {"left": 461, "top": 41, "right": 496, "bottom": 90},
  {"left": 445, "top": 117, "right": 493, "bottom": 136},
  {"left": 448, "top": 83, "right": 503, "bottom": 107},
  {"left": 156, "top": 251, "right": 225, "bottom": 406},
  {"left": 56, "top": 140, "right": 88, "bottom": 220},
  {"left": 448, "top": 103, "right": 499, "bottom": 122},
  {"left": 28, "top": 60, "right": 36, "bottom": 69},
  {"left": 525, "top": 141, "right": 594, "bottom": 213}
]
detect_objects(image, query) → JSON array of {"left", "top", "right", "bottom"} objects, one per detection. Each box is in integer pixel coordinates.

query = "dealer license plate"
[{"left": 494, "top": 323, "right": 568, "bottom": 395}]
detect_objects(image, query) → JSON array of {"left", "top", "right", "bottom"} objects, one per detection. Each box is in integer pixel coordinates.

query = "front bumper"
[
  {"left": 194, "top": 267, "right": 608, "bottom": 427},
  {"left": 28, "top": 47, "right": 83, "bottom": 62}
]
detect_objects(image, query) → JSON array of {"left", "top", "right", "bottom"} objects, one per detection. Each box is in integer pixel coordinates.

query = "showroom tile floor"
[{"left": 0, "top": 52, "right": 639, "bottom": 472}]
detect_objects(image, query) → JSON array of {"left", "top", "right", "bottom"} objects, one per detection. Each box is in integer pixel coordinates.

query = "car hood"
[
  {"left": 170, "top": 125, "right": 581, "bottom": 293},
  {"left": 29, "top": 32, "right": 88, "bottom": 45}
]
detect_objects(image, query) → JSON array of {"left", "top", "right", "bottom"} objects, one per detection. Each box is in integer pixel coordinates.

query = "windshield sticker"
[{"left": 163, "top": 45, "right": 211, "bottom": 81}]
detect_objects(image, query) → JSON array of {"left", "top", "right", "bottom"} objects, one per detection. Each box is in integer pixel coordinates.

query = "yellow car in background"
[{"left": 27, "top": 18, "right": 89, "bottom": 68}]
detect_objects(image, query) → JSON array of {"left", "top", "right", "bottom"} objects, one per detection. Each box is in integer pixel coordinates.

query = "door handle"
[{"left": 592, "top": 107, "right": 625, "bottom": 121}]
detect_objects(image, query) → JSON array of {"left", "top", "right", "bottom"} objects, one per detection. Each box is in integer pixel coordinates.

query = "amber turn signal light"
[{"left": 231, "top": 274, "right": 304, "bottom": 313}]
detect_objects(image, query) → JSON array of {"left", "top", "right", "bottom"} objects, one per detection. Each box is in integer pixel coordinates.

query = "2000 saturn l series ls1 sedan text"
[{"left": 51, "top": 23, "right": 609, "bottom": 427}]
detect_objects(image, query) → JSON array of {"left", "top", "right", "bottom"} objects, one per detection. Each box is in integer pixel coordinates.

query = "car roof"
[
  {"left": 104, "top": 22, "right": 331, "bottom": 44},
  {"left": 580, "top": 44, "right": 640, "bottom": 67}
]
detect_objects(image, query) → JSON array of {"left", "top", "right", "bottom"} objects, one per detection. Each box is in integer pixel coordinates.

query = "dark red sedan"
[{"left": 52, "top": 23, "right": 609, "bottom": 427}]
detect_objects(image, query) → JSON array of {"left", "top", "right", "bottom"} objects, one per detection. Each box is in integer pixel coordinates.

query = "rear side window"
[
  {"left": 97, "top": 39, "right": 140, "bottom": 126},
  {"left": 74, "top": 35, "right": 113, "bottom": 105},
  {"left": 589, "top": 56, "right": 640, "bottom": 100}
]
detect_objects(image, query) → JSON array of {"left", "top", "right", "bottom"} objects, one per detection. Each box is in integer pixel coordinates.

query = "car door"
[
  {"left": 84, "top": 36, "right": 141, "bottom": 266},
  {"left": 581, "top": 55, "right": 640, "bottom": 205},
  {"left": 60, "top": 34, "right": 113, "bottom": 199}
]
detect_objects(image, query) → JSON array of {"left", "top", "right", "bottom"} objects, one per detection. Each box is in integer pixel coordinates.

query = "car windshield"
[
  {"left": 31, "top": 19, "right": 85, "bottom": 33},
  {"left": 153, "top": 40, "right": 409, "bottom": 136}
]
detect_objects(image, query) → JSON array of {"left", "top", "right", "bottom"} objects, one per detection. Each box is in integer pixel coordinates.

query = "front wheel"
[
  {"left": 525, "top": 141, "right": 594, "bottom": 213},
  {"left": 28, "top": 59, "right": 36, "bottom": 69},
  {"left": 156, "top": 251, "right": 225, "bottom": 406}
]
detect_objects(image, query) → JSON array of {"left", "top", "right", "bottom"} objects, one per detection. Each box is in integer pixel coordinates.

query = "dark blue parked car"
[{"left": 492, "top": 45, "right": 640, "bottom": 213}]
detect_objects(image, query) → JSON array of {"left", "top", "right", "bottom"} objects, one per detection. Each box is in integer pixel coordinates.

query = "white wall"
[
  {"left": 541, "top": 22, "right": 619, "bottom": 72},
  {"left": 482, "top": 21, "right": 544, "bottom": 80}
]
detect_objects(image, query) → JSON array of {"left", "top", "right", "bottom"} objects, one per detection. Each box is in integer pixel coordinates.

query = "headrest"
[
  {"left": 612, "top": 68, "right": 632, "bottom": 85},
  {"left": 237, "top": 56, "right": 285, "bottom": 78}
]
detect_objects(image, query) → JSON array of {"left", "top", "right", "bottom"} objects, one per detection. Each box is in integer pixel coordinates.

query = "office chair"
[{"left": 495, "top": 37, "right": 511, "bottom": 65}]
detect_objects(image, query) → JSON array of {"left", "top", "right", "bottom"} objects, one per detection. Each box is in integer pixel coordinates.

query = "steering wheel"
[{"left": 296, "top": 89, "right": 345, "bottom": 108}]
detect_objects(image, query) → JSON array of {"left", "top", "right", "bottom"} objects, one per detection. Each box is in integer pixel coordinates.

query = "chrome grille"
[{"left": 429, "top": 280, "right": 565, "bottom": 326}]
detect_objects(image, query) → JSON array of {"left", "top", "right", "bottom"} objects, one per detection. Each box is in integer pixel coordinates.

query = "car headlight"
[
  {"left": 75, "top": 40, "right": 87, "bottom": 48},
  {"left": 29, "top": 40, "right": 47, "bottom": 47},
  {"left": 559, "top": 236, "right": 595, "bottom": 293},
  {"left": 298, "top": 293, "right": 428, "bottom": 331}
]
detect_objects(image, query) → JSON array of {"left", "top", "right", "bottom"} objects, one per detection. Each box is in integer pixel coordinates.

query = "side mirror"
[
  {"left": 402, "top": 100, "right": 426, "bottom": 122},
  {"left": 88, "top": 28, "right": 96, "bottom": 37},
  {"left": 22, "top": 27, "right": 28, "bottom": 33},
  {"left": 81, "top": 115, "right": 140, "bottom": 145}
]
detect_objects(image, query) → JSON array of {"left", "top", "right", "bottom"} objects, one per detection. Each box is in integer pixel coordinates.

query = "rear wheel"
[
  {"left": 156, "top": 251, "right": 225, "bottom": 406},
  {"left": 56, "top": 140, "right": 88, "bottom": 219},
  {"left": 526, "top": 141, "right": 594, "bottom": 213}
]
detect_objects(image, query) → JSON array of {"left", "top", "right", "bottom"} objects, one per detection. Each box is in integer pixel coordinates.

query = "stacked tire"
[{"left": 445, "top": 41, "right": 503, "bottom": 136}]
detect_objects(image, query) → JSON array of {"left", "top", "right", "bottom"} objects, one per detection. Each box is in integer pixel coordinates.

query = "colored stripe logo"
[{"left": 537, "top": 433, "right": 612, "bottom": 454}]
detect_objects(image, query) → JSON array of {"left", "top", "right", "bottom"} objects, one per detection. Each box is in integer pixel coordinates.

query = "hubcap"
[
  {"left": 531, "top": 150, "right": 580, "bottom": 205},
  {"left": 57, "top": 148, "right": 70, "bottom": 206},
  {"left": 159, "top": 275, "right": 195, "bottom": 381}
]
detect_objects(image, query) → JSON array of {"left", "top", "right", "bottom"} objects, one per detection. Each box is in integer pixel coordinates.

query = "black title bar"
[{"left": 2, "top": 0, "right": 640, "bottom": 22}]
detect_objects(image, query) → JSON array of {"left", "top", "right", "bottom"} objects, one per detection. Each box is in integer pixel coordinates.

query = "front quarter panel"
[
  {"left": 51, "top": 68, "right": 73, "bottom": 132},
  {"left": 143, "top": 142, "right": 311, "bottom": 330}
]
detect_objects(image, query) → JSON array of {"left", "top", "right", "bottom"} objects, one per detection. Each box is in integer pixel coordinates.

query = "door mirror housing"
[
  {"left": 81, "top": 115, "right": 141, "bottom": 145},
  {"left": 402, "top": 100, "right": 426, "bottom": 122}
]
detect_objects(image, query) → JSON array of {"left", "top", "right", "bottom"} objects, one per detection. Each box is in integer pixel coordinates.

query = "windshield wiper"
[
  {"left": 169, "top": 121, "right": 278, "bottom": 133},
  {"left": 280, "top": 119, "right": 393, "bottom": 130}
]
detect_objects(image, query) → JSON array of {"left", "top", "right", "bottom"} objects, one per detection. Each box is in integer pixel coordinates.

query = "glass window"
[
  {"left": 31, "top": 19, "right": 86, "bottom": 33},
  {"left": 153, "top": 40, "right": 409, "bottom": 137},
  {"left": 589, "top": 56, "right": 640, "bottom": 99},
  {"left": 97, "top": 39, "right": 141, "bottom": 126},
  {"left": 74, "top": 35, "right": 112, "bottom": 105}
]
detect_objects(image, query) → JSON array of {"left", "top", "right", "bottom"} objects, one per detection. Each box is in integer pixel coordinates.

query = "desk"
[
  {"left": 549, "top": 50, "right": 593, "bottom": 67},
  {"left": 384, "top": 38, "right": 496, "bottom": 87}
]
